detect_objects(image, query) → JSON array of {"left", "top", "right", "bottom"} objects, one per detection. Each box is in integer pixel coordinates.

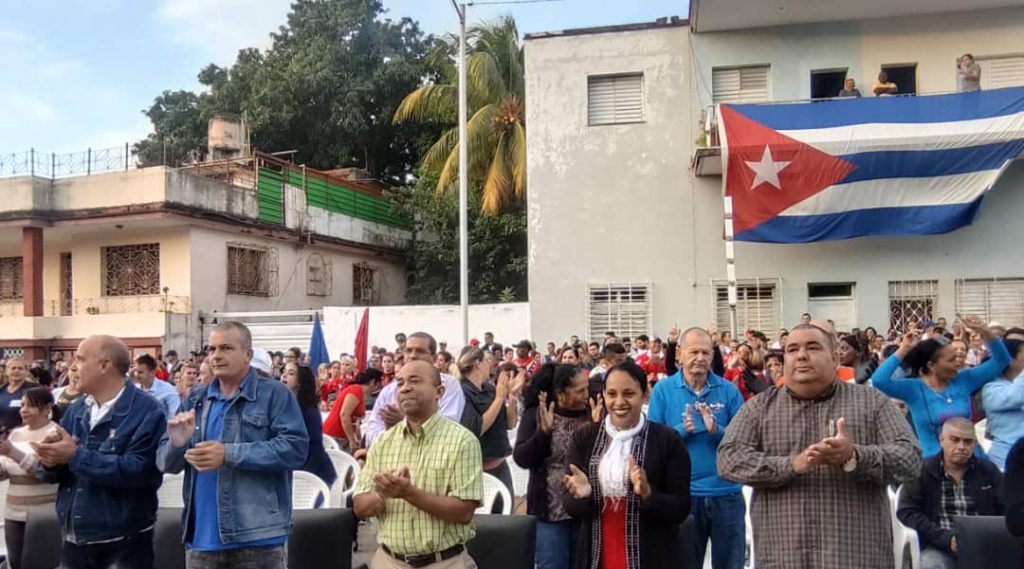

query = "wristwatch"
[{"left": 842, "top": 449, "right": 858, "bottom": 473}]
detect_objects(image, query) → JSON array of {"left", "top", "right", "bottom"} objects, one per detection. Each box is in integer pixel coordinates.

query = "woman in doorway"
[
  {"left": 872, "top": 315, "right": 1008, "bottom": 457},
  {"left": 514, "top": 364, "right": 596, "bottom": 569},
  {"left": 0, "top": 387, "right": 60, "bottom": 569},
  {"left": 282, "top": 363, "right": 337, "bottom": 487},
  {"left": 562, "top": 361, "right": 691, "bottom": 569}
]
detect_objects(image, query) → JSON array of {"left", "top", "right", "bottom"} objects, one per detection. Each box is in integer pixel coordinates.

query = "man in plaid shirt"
[
  {"left": 897, "top": 417, "right": 1005, "bottom": 569},
  {"left": 718, "top": 323, "right": 921, "bottom": 569}
]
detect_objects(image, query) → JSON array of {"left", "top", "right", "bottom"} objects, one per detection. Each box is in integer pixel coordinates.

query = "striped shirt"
[
  {"left": 717, "top": 381, "right": 922, "bottom": 569},
  {"left": 0, "top": 422, "right": 59, "bottom": 521},
  {"left": 356, "top": 413, "right": 482, "bottom": 556},
  {"left": 939, "top": 461, "right": 976, "bottom": 530}
]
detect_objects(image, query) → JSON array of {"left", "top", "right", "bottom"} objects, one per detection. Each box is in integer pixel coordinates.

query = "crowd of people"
[{"left": 0, "top": 313, "right": 1023, "bottom": 569}]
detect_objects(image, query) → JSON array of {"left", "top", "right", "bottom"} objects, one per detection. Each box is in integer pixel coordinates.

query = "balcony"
[
  {"left": 0, "top": 295, "right": 191, "bottom": 342},
  {"left": 0, "top": 295, "right": 190, "bottom": 318}
]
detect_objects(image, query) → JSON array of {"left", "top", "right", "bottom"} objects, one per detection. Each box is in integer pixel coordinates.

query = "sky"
[{"left": 0, "top": 0, "right": 687, "bottom": 154}]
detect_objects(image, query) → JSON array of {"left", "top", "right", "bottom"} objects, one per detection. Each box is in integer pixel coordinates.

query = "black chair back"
[
  {"left": 21, "top": 507, "right": 61, "bottom": 569},
  {"left": 955, "top": 515, "right": 1024, "bottom": 569},
  {"left": 467, "top": 514, "right": 537, "bottom": 569}
]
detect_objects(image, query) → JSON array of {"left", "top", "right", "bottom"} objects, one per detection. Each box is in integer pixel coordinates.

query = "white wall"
[
  {"left": 525, "top": 24, "right": 695, "bottom": 343},
  {"left": 322, "top": 303, "right": 529, "bottom": 358}
]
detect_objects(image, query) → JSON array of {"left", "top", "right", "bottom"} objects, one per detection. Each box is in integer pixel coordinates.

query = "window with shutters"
[
  {"left": 955, "top": 278, "right": 1024, "bottom": 326},
  {"left": 712, "top": 66, "right": 770, "bottom": 104},
  {"left": 586, "top": 283, "right": 651, "bottom": 343},
  {"left": 306, "top": 254, "right": 333, "bottom": 297},
  {"left": 978, "top": 54, "right": 1024, "bottom": 89},
  {"left": 353, "top": 263, "right": 380, "bottom": 306},
  {"left": 712, "top": 278, "right": 781, "bottom": 333},
  {"left": 227, "top": 243, "right": 277, "bottom": 296},
  {"left": 889, "top": 280, "right": 938, "bottom": 332},
  {"left": 587, "top": 73, "right": 644, "bottom": 126},
  {"left": 102, "top": 244, "right": 160, "bottom": 296},
  {"left": 0, "top": 257, "right": 23, "bottom": 301}
]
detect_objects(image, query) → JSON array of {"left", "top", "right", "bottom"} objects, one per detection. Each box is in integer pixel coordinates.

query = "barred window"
[
  {"left": 353, "top": 263, "right": 380, "bottom": 306},
  {"left": 227, "top": 243, "right": 277, "bottom": 296},
  {"left": 889, "top": 280, "right": 938, "bottom": 332},
  {"left": 956, "top": 278, "right": 1024, "bottom": 326},
  {"left": 102, "top": 244, "right": 160, "bottom": 296},
  {"left": 586, "top": 282, "right": 652, "bottom": 343},
  {"left": 307, "top": 254, "right": 333, "bottom": 297},
  {"left": 0, "top": 257, "right": 23, "bottom": 301},
  {"left": 713, "top": 278, "right": 781, "bottom": 333}
]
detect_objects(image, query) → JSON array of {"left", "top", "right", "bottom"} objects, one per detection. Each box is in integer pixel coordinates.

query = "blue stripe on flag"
[
  {"left": 837, "top": 140, "right": 1024, "bottom": 183},
  {"left": 726, "top": 87, "right": 1024, "bottom": 130},
  {"left": 737, "top": 199, "right": 985, "bottom": 243}
]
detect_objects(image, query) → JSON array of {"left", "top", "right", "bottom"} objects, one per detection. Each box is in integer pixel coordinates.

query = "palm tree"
[{"left": 393, "top": 16, "right": 525, "bottom": 214}]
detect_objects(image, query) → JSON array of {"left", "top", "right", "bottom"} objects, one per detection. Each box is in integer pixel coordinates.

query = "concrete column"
[{"left": 22, "top": 226, "right": 43, "bottom": 317}]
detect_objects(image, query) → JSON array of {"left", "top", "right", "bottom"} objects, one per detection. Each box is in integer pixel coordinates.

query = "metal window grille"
[
  {"left": 102, "top": 244, "right": 160, "bottom": 297},
  {"left": 306, "top": 253, "right": 333, "bottom": 297},
  {"left": 227, "top": 243, "right": 278, "bottom": 297},
  {"left": 587, "top": 74, "right": 644, "bottom": 126},
  {"left": 353, "top": 263, "right": 380, "bottom": 306},
  {"left": 712, "top": 66, "right": 770, "bottom": 104},
  {"left": 888, "top": 280, "right": 938, "bottom": 331},
  {"left": 0, "top": 257, "right": 23, "bottom": 301},
  {"left": 712, "top": 278, "right": 781, "bottom": 333},
  {"left": 585, "top": 283, "right": 652, "bottom": 343},
  {"left": 955, "top": 278, "right": 1024, "bottom": 326}
]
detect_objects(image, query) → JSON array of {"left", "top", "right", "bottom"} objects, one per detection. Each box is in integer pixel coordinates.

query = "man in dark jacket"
[
  {"left": 34, "top": 335, "right": 166, "bottom": 569},
  {"left": 1006, "top": 437, "right": 1024, "bottom": 537},
  {"left": 898, "top": 417, "right": 1004, "bottom": 569}
]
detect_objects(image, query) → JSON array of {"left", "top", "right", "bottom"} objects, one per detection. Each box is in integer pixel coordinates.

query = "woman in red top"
[
  {"left": 380, "top": 353, "right": 396, "bottom": 385},
  {"left": 322, "top": 368, "right": 382, "bottom": 451}
]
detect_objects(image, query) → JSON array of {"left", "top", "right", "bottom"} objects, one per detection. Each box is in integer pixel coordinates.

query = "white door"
[{"left": 807, "top": 297, "right": 856, "bottom": 332}]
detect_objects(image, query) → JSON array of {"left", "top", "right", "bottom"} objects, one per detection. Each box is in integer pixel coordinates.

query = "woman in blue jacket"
[
  {"left": 981, "top": 339, "right": 1024, "bottom": 470},
  {"left": 872, "top": 315, "right": 1009, "bottom": 458}
]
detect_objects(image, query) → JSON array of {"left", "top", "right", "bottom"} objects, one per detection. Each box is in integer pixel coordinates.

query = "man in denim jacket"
[
  {"left": 157, "top": 321, "right": 309, "bottom": 569},
  {"left": 34, "top": 335, "right": 166, "bottom": 569}
]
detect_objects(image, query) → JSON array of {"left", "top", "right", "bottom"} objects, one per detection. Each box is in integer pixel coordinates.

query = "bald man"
[
  {"left": 354, "top": 360, "right": 482, "bottom": 569},
  {"left": 34, "top": 335, "right": 166, "bottom": 569}
]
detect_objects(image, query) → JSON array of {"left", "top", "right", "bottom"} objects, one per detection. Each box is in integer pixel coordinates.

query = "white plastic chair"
[
  {"left": 743, "top": 485, "right": 755, "bottom": 568},
  {"left": 292, "top": 470, "right": 331, "bottom": 509},
  {"left": 322, "top": 435, "right": 341, "bottom": 452},
  {"left": 326, "top": 448, "right": 362, "bottom": 507},
  {"left": 890, "top": 486, "right": 921, "bottom": 569},
  {"left": 476, "top": 472, "right": 512, "bottom": 515},
  {"left": 157, "top": 472, "right": 185, "bottom": 508}
]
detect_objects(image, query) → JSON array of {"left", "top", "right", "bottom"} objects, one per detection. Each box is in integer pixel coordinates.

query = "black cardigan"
[
  {"left": 1006, "top": 438, "right": 1024, "bottom": 537},
  {"left": 897, "top": 454, "right": 1004, "bottom": 554},
  {"left": 513, "top": 404, "right": 591, "bottom": 520},
  {"left": 563, "top": 421, "right": 691, "bottom": 569}
]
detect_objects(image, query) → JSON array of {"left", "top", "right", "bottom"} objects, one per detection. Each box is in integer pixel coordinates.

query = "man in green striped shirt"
[{"left": 354, "top": 359, "right": 482, "bottom": 569}]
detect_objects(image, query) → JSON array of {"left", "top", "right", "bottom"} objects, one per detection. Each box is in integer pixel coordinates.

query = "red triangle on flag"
[{"left": 721, "top": 105, "right": 857, "bottom": 234}]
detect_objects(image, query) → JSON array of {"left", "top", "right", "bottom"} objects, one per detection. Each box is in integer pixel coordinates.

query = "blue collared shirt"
[
  {"left": 137, "top": 378, "right": 181, "bottom": 419},
  {"left": 648, "top": 371, "right": 743, "bottom": 497}
]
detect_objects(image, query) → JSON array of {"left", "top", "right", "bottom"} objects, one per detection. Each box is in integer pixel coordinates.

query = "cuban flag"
[{"left": 718, "top": 86, "right": 1024, "bottom": 243}]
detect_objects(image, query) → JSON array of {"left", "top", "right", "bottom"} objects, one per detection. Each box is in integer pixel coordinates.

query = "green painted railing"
[{"left": 256, "top": 165, "right": 406, "bottom": 229}]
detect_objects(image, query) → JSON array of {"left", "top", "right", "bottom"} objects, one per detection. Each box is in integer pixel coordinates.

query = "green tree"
[
  {"left": 391, "top": 170, "right": 526, "bottom": 303},
  {"left": 135, "top": 0, "right": 440, "bottom": 183},
  {"left": 133, "top": 90, "right": 205, "bottom": 167},
  {"left": 393, "top": 16, "right": 525, "bottom": 214}
]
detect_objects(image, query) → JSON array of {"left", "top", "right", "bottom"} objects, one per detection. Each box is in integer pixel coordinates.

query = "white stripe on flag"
[
  {"left": 778, "top": 110, "right": 1024, "bottom": 155},
  {"left": 778, "top": 169, "right": 1002, "bottom": 217}
]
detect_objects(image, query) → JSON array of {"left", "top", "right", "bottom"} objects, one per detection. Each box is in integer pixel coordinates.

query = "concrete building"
[
  {"left": 525, "top": 2, "right": 1024, "bottom": 343},
  {"left": 0, "top": 150, "right": 408, "bottom": 361}
]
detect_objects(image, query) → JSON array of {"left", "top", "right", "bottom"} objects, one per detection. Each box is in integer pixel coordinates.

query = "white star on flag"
[{"left": 744, "top": 146, "right": 791, "bottom": 190}]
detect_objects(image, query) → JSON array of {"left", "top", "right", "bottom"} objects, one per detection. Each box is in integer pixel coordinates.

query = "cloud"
[
  {"left": 157, "top": 0, "right": 292, "bottom": 64},
  {"left": 38, "top": 60, "right": 88, "bottom": 80},
  {"left": 0, "top": 92, "right": 58, "bottom": 122}
]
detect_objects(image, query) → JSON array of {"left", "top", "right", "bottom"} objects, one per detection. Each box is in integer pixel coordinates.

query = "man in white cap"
[{"left": 250, "top": 348, "right": 274, "bottom": 378}]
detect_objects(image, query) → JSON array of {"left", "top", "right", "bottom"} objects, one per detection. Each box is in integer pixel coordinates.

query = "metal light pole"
[{"left": 453, "top": 0, "right": 470, "bottom": 345}]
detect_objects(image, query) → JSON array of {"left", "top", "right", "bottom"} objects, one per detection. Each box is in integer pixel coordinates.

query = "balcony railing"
[{"left": 0, "top": 296, "right": 190, "bottom": 317}]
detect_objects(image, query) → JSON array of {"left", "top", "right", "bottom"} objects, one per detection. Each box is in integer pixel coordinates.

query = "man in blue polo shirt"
[
  {"left": 157, "top": 321, "right": 308, "bottom": 569},
  {"left": 649, "top": 326, "right": 746, "bottom": 569}
]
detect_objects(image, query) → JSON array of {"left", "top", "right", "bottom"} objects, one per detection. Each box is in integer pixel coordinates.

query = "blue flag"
[{"left": 308, "top": 312, "right": 330, "bottom": 372}]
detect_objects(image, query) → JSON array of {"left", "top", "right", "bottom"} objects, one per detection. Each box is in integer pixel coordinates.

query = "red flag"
[{"left": 354, "top": 308, "right": 369, "bottom": 372}]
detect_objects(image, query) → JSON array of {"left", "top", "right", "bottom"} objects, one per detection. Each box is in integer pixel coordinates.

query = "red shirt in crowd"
[
  {"left": 513, "top": 356, "right": 541, "bottom": 377},
  {"left": 322, "top": 384, "right": 365, "bottom": 439}
]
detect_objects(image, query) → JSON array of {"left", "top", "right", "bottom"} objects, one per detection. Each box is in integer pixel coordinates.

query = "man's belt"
[{"left": 382, "top": 543, "right": 464, "bottom": 567}]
